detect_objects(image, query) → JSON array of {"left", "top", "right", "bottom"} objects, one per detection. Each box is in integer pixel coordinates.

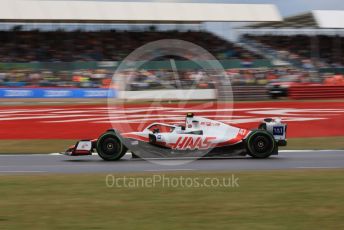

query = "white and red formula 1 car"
[{"left": 64, "top": 113, "right": 287, "bottom": 160}]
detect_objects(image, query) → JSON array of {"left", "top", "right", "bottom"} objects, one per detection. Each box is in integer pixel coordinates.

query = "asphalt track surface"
[{"left": 0, "top": 150, "right": 343, "bottom": 174}]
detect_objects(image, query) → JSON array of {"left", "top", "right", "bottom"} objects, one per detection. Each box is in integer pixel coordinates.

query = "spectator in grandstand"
[
  {"left": 324, "top": 74, "right": 344, "bottom": 85},
  {"left": 244, "top": 34, "right": 344, "bottom": 67},
  {"left": 0, "top": 66, "right": 333, "bottom": 90},
  {"left": 0, "top": 30, "right": 260, "bottom": 62}
]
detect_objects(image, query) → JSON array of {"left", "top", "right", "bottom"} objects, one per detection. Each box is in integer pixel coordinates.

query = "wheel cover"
[
  {"left": 100, "top": 137, "right": 121, "bottom": 156},
  {"left": 253, "top": 136, "right": 271, "bottom": 153},
  {"left": 247, "top": 131, "right": 275, "bottom": 157}
]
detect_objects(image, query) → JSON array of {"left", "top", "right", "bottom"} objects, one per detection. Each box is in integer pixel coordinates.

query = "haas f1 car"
[{"left": 64, "top": 113, "right": 287, "bottom": 160}]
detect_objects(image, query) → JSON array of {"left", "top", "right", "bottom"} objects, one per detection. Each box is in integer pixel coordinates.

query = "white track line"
[
  {"left": 295, "top": 167, "right": 341, "bottom": 169},
  {"left": 144, "top": 169, "right": 194, "bottom": 172},
  {"left": 0, "top": 150, "right": 341, "bottom": 157},
  {"left": 52, "top": 150, "right": 339, "bottom": 156},
  {"left": 280, "top": 150, "right": 344, "bottom": 152},
  {"left": 0, "top": 171, "right": 46, "bottom": 173}
]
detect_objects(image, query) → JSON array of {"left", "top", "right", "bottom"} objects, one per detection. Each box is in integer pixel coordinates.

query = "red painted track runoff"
[{"left": 0, "top": 101, "right": 343, "bottom": 139}]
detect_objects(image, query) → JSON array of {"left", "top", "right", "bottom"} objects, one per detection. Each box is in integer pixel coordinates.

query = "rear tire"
[
  {"left": 246, "top": 130, "right": 276, "bottom": 158},
  {"left": 96, "top": 132, "right": 127, "bottom": 161}
]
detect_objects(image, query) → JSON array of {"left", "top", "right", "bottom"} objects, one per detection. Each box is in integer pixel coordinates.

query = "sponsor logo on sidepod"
[{"left": 169, "top": 137, "right": 216, "bottom": 150}]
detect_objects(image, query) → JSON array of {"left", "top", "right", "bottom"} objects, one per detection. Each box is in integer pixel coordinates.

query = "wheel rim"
[
  {"left": 247, "top": 132, "right": 275, "bottom": 157},
  {"left": 253, "top": 136, "right": 271, "bottom": 153},
  {"left": 100, "top": 137, "right": 121, "bottom": 156}
]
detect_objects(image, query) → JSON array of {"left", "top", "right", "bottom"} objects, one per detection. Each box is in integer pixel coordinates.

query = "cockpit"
[
  {"left": 145, "top": 123, "right": 176, "bottom": 133},
  {"left": 144, "top": 113, "right": 204, "bottom": 135}
]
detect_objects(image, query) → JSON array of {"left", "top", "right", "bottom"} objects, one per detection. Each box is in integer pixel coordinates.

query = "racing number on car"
[
  {"left": 169, "top": 137, "right": 216, "bottom": 150},
  {"left": 273, "top": 126, "right": 284, "bottom": 136}
]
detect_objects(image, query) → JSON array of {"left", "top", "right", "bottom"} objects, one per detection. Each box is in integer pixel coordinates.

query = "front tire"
[
  {"left": 96, "top": 132, "right": 127, "bottom": 161},
  {"left": 246, "top": 130, "right": 276, "bottom": 158}
]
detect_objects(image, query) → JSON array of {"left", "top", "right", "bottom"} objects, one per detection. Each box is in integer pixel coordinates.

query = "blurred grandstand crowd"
[
  {"left": 0, "top": 30, "right": 258, "bottom": 62},
  {"left": 245, "top": 35, "right": 344, "bottom": 68},
  {"left": 1, "top": 67, "right": 343, "bottom": 90},
  {"left": 0, "top": 29, "right": 343, "bottom": 90}
]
